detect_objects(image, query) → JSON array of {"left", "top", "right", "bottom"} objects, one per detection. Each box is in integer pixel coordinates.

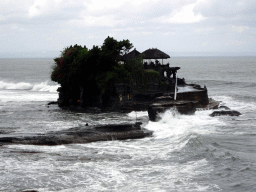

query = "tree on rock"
[{"left": 51, "top": 36, "right": 133, "bottom": 107}]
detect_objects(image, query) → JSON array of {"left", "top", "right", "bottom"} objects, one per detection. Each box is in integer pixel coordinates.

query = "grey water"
[{"left": 0, "top": 57, "right": 256, "bottom": 192}]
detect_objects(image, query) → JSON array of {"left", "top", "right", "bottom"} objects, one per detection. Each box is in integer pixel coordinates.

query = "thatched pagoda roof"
[
  {"left": 141, "top": 48, "right": 170, "bottom": 59},
  {"left": 120, "top": 49, "right": 141, "bottom": 61}
]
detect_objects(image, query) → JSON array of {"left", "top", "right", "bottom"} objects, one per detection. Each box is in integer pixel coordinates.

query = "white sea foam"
[
  {"left": 177, "top": 85, "right": 201, "bottom": 93},
  {"left": 0, "top": 81, "right": 32, "bottom": 90},
  {"left": 212, "top": 95, "right": 256, "bottom": 112},
  {"left": 127, "top": 111, "right": 148, "bottom": 118},
  {"left": 31, "top": 81, "right": 59, "bottom": 92},
  {"left": 0, "top": 80, "right": 59, "bottom": 92},
  {"left": 7, "top": 144, "right": 66, "bottom": 153},
  {"left": 145, "top": 109, "right": 224, "bottom": 140},
  {"left": 0, "top": 91, "right": 58, "bottom": 102}
]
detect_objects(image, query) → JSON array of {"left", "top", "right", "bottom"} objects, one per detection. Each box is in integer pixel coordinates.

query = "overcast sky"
[{"left": 1, "top": 0, "right": 256, "bottom": 57}]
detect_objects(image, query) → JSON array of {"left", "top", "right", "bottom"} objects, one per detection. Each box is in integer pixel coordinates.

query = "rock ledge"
[{"left": 0, "top": 123, "right": 153, "bottom": 145}]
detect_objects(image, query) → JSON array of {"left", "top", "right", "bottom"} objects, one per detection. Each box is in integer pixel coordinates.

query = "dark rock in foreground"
[
  {"left": 0, "top": 123, "right": 153, "bottom": 146},
  {"left": 210, "top": 110, "right": 241, "bottom": 117}
]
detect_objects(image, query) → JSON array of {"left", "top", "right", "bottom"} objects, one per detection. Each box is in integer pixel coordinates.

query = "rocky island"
[{"left": 52, "top": 37, "right": 211, "bottom": 113}]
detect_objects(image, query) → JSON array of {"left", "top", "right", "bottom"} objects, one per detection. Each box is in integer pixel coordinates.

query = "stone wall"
[{"left": 175, "top": 87, "right": 209, "bottom": 106}]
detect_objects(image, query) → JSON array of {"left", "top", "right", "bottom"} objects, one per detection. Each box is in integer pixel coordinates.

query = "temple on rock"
[
  {"left": 117, "top": 48, "right": 183, "bottom": 103},
  {"left": 57, "top": 47, "right": 210, "bottom": 111}
]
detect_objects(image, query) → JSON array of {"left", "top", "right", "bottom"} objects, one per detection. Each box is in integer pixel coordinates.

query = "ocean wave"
[
  {"left": 212, "top": 95, "right": 256, "bottom": 112},
  {"left": 244, "top": 83, "right": 256, "bottom": 88},
  {"left": 145, "top": 109, "right": 222, "bottom": 141},
  {"left": 0, "top": 80, "right": 59, "bottom": 92}
]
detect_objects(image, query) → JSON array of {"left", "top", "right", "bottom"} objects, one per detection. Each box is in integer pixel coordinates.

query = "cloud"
[
  {"left": 0, "top": 1, "right": 32, "bottom": 23},
  {"left": 2, "top": 0, "right": 255, "bottom": 28},
  {"left": 0, "top": 0, "right": 255, "bottom": 54},
  {"left": 28, "top": 0, "right": 60, "bottom": 17},
  {"left": 83, "top": 0, "right": 125, "bottom": 13},
  {"left": 70, "top": 15, "right": 122, "bottom": 27},
  {"left": 154, "top": 1, "right": 205, "bottom": 24},
  {"left": 232, "top": 25, "right": 249, "bottom": 33},
  {"left": 77, "top": 0, "right": 202, "bottom": 27},
  {"left": 194, "top": 0, "right": 256, "bottom": 27},
  {"left": 194, "top": 27, "right": 214, "bottom": 33},
  {"left": 27, "top": 0, "right": 86, "bottom": 23},
  {"left": 1, "top": 0, "right": 204, "bottom": 27}
]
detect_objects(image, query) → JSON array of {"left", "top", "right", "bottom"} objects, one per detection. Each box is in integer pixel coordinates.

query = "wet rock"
[
  {"left": 196, "top": 98, "right": 220, "bottom": 110},
  {"left": 0, "top": 123, "right": 153, "bottom": 146},
  {"left": 219, "top": 106, "right": 231, "bottom": 110},
  {"left": 47, "top": 101, "right": 58, "bottom": 105},
  {"left": 148, "top": 98, "right": 198, "bottom": 121},
  {"left": 210, "top": 110, "right": 241, "bottom": 117},
  {"left": 22, "top": 190, "right": 38, "bottom": 192},
  {"left": 175, "top": 85, "right": 209, "bottom": 106},
  {"left": 153, "top": 96, "right": 173, "bottom": 102}
]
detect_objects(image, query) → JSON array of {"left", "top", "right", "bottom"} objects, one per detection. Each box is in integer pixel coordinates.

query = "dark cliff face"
[
  {"left": 175, "top": 87, "right": 209, "bottom": 106},
  {"left": 148, "top": 100, "right": 198, "bottom": 121},
  {"left": 57, "top": 81, "right": 182, "bottom": 110},
  {"left": 57, "top": 82, "right": 209, "bottom": 112},
  {"left": 56, "top": 63, "right": 210, "bottom": 112}
]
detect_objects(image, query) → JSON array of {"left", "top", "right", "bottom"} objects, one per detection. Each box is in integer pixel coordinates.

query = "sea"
[{"left": 0, "top": 57, "right": 256, "bottom": 192}]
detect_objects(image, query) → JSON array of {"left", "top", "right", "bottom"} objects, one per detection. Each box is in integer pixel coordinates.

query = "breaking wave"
[{"left": 0, "top": 80, "right": 59, "bottom": 92}]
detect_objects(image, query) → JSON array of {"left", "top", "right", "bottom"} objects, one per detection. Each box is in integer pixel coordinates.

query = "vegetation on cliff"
[
  {"left": 51, "top": 37, "right": 132, "bottom": 88},
  {"left": 51, "top": 36, "right": 161, "bottom": 107}
]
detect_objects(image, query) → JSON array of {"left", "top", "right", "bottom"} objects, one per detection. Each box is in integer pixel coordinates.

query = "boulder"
[
  {"left": 210, "top": 110, "right": 241, "bottom": 117},
  {"left": 0, "top": 123, "right": 153, "bottom": 146},
  {"left": 196, "top": 98, "right": 220, "bottom": 110}
]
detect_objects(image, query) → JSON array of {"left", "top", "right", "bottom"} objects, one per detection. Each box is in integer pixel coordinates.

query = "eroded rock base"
[{"left": 148, "top": 96, "right": 198, "bottom": 121}]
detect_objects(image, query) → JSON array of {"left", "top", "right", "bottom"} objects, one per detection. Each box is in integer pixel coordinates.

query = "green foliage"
[
  {"left": 51, "top": 37, "right": 133, "bottom": 95},
  {"left": 124, "top": 54, "right": 144, "bottom": 72},
  {"left": 101, "top": 36, "right": 133, "bottom": 61},
  {"left": 51, "top": 44, "right": 86, "bottom": 85},
  {"left": 123, "top": 55, "right": 160, "bottom": 91},
  {"left": 132, "top": 69, "right": 160, "bottom": 91},
  {"left": 51, "top": 36, "right": 162, "bottom": 97}
]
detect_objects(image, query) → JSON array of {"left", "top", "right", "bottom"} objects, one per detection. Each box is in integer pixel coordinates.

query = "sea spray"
[
  {"left": 145, "top": 109, "right": 223, "bottom": 139},
  {"left": 0, "top": 90, "right": 58, "bottom": 102},
  {"left": 0, "top": 81, "right": 32, "bottom": 90},
  {"left": 31, "top": 81, "right": 60, "bottom": 92},
  {"left": 0, "top": 80, "right": 59, "bottom": 92}
]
